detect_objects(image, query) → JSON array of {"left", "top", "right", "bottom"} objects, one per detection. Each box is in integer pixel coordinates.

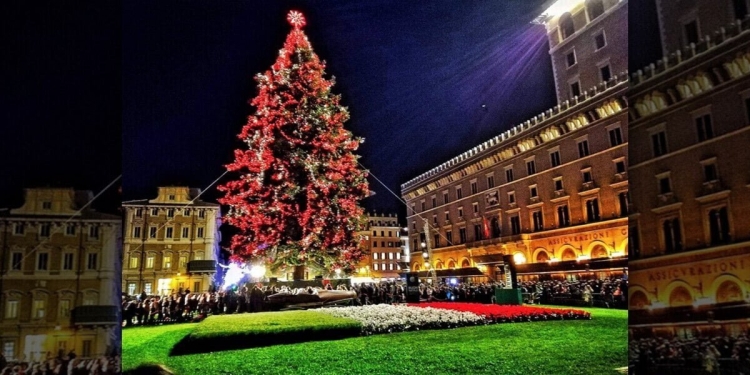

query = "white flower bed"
[{"left": 315, "top": 304, "right": 486, "bottom": 335}]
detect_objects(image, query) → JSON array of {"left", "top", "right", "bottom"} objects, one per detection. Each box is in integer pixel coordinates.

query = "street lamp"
[
  {"left": 335, "top": 268, "right": 342, "bottom": 279},
  {"left": 250, "top": 264, "right": 266, "bottom": 280}
]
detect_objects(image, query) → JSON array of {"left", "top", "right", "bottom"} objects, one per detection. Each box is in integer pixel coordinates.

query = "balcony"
[
  {"left": 581, "top": 181, "right": 597, "bottom": 191},
  {"left": 529, "top": 196, "right": 541, "bottom": 205},
  {"left": 187, "top": 260, "right": 217, "bottom": 273},
  {"left": 700, "top": 180, "right": 726, "bottom": 197},
  {"left": 72, "top": 305, "right": 118, "bottom": 326},
  {"left": 613, "top": 172, "right": 627, "bottom": 182},
  {"left": 657, "top": 192, "right": 677, "bottom": 206}
]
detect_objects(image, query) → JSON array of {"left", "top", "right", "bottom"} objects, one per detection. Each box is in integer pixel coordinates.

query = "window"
[
  {"left": 550, "top": 150, "right": 561, "bottom": 167},
  {"left": 39, "top": 224, "right": 51, "bottom": 238},
  {"left": 197, "top": 227, "right": 204, "bottom": 238},
  {"left": 470, "top": 181, "right": 477, "bottom": 194},
  {"left": 129, "top": 256, "right": 138, "bottom": 269},
  {"left": 600, "top": 64, "right": 611, "bottom": 82},
  {"left": 608, "top": 126, "right": 623, "bottom": 147},
  {"left": 431, "top": 196, "right": 436, "bottom": 208},
  {"left": 577, "top": 139, "right": 589, "bottom": 158},
  {"left": 695, "top": 113, "right": 714, "bottom": 141},
  {"left": 526, "top": 160, "right": 536, "bottom": 175},
  {"left": 459, "top": 228, "right": 467, "bottom": 243},
  {"left": 529, "top": 185, "right": 538, "bottom": 198},
  {"left": 381, "top": 241, "right": 386, "bottom": 248},
  {"left": 629, "top": 224, "right": 641, "bottom": 258},
  {"left": 734, "top": 0, "right": 749, "bottom": 19},
  {"left": 151, "top": 208, "right": 158, "bottom": 216},
  {"left": 663, "top": 217, "right": 683, "bottom": 253},
  {"left": 381, "top": 252, "right": 386, "bottom": 259},
  {"left": 566, "top": 51, "right": 576, "bottom": 67},
  {"left": 165, "top": 227, "right": 173, "bottom": 238},
  {"left": 458, "top": 207, "right": 464, "bottom": 217},
  {"left": 372, "top": 230, "right": 377, "bottom": 237},
  {"left": 163, "top": 256, "right": 171, "bottom": 270},
  {"left": 166, "top": 209, "right": 174, "bottom": 218},
  {"left": 708, "top": 207, "right": 730, "bottom": 245},
  {"left": 658, "top": 175, "right": 672, "bottom": 195},
  {"left": 587, "top": 0, "right": 604, "bottom": 20},
  {"left": 128, "top": 283, "right": 136, "bottom": 296},
  {"left": 444, "top": 211, "right": 450, "bottom": 222},
  {"left": 532, "top": 211, "right": 544, "bottom": 232},
  {"left": 63, "top": 253, "right": 74, "bottom": 270},
  {"left": 389, "top": 252, "right": 394, "bottom": 259},
  {"left": 703, "top": 163, "right": 718, "bottom": 182},
  {"left": 82, "top": 340, "right": 92, "bottom": 358},
  {"left": 179, "top": 256, "right": 187, "bottom": 269},
  {"left": 505, "top": 168, "right": 514, "bottom": 183},
  {"left": 183, "top": 208, "right": 190, "bottom": 216},
  {"left": 615, "top": 160, "right": 626, "bottom": 174},
  {"left": 446, "top": 231, "right": 453, "bottom": 245},
  {"left": 443, "top": 191, "right": 449, "bottom": 204},
  {"left": 37, "top": 253, "right": 49, "bottom": 271},
  {"left": 146, "top": 256, "right": 154, "bottom": 269},
  {"left": 6, "top": 300, "right": 19, "bottom": 319},
  {"left": 87, "top": 253, "right": 97, "bottom": 270},
  {"left": 59, "top": 300, "right": 71, "bottom": 318},
  {"left": 618, "top": 192, "right": 630, "bottom": 217},
  {"left": 570, "top": 81, "right": 581, "bottom": 97},
  {"left": 42, "top": 201, "right": 52, "bottom": 210},
  {"left": 434, "top": 234, "right": 440, "bottom": 247},
  {"left": 554, "top": 178, "right": 564, "bottom": 192},
  {"left": 557, "top": 205, "right": 571, "bottom": 227},
  {"left": 474, "top": 224, "right": 482, "bottom": 241},
  {"left": 560, "top": 13, "right": 574, "bottom": 39},
  {"left": 132, "top": 226, "right": 141, "bottom": 238},
  {"left": 432, "top": 214, "right": 437, "bottom": 225},
  {"left": 472, "top": 202, "right": 479, "bottom": 213},
  {"left": 582, "top": 168, "right": 593, "bottom": 183},
  {"left": 487, "top": 175, "right": 495, "bottom": 188},
  {"left": 144, "top": 282, "right": 152, "bottom": 294},
  {"left": 373, "top": 263, "right": 379, "bottom": 271},
  {"left": 411, "top": 204, "right": 416, "bottom": 215},
  {"left": 372, "top": 241, "right": 378, "bottom": 248},
  {"left": 135, "top": 208, "right": 143, "bottom": 217},
  {"left": 182, "top": 227, "right": 189, "bottom": 238},
  {"left": 168, "top": 194, "right": 175, "bottom": 201},
  {"left": 510, "top": 215, "right": 521, "bottom": 235},
  {"left": 508, "top": 191, "right": 516, "bottom": 204},
  {"left": 65, "top": 224, "right": 76, "bottom": 236},
  {"left": 13, "top": 223, "right": 24, "bottom": 235},
  {"left": 149, "top": 226, "right": 157, "bottom": 238},
  {"left": 11, "top": 253, "right": 22, "bottom": 270},
  {"left": 198, "top": 210, "right": 206, "bottom": 219},
  {"left": 33, "top": 300, "right": 45, "bottom": 318},
  {"left": 594, "top": 32, "right": 606, "bottom": 50},
  {"left": 683, "top": 19, "right": 699, "bottom": 46},
  {"left": 421, "top": 201, "right": 425, "bottom": 211},
  {"left": 89, "top": 226, "right": 99, "bottom": 239},
  {"left": 651, "top": 131, "right": 668, "bottom": 157},
  {"left": 456, "top": 187, "right": 463, "bottom": 199},
  {"left": 586, "top": 198, "right": 601, "bottom": 222}
]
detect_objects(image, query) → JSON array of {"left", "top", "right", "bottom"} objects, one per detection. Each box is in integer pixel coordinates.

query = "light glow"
[
  {"left": 533, "top": 0, "right": 585, "bottom": 25},
  {"left": 221, "top": 262, "right": 251, "bottom": 290}
]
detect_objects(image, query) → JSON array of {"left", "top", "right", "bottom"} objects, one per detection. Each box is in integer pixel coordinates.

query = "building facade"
[
  {"left": 122, "top": 187, "right": 221, "bottom": 296},
  {"left": 0, "top": 188, "right": 121, "bottom": 361},
  {"left": 628, "top": 0, "right": 750, "bottom": 338},
  {"left": 354, "top": 213, "right": 404, "bottom": 280},
  {"left": 401, "top": 0, "right": 629, "bottom": 282}
]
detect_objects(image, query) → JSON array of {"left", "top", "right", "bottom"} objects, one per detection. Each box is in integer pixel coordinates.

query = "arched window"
[
  {"left": 586, "top": 0, "right": 605, "bottom": 21},
  {"left": 535, "top": 251, "right": 549, "bottom": 263},
  {"left": 560, "top": 13, "right": 575, "bottom": 40},
  {"left": 461, "top": 259, "right": 470, "bottom": 268}
]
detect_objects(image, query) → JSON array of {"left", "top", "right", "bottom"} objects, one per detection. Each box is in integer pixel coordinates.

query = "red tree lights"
[{"left": 218, "top": 11, "right": 369, "bottom": 278}]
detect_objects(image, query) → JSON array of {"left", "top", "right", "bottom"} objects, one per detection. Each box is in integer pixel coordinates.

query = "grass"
[
  {"left": 123, "top": 306, "right": 627, "bottom": 375},
  {"left": 170, "top": 311, "right": 361, "bottom": 354}
]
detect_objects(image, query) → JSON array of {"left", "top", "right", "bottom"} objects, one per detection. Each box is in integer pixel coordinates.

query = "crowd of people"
[
  {"left": 517, "top": 277, "right": 628, "bottom": 308},
  {"left": 630, "top": 332, "right": 750, "bottom": 373},
  {"left": 0, "top": 352, "right": 120, "bottom": 375}
]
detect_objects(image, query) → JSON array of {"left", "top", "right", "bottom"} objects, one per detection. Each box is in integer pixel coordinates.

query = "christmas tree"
[{"left": 218, "top": 11, "right": 369, "bottom": 279}]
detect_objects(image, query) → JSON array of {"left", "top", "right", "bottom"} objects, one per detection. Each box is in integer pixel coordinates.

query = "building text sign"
[{"left": 647, "top": 258, "right": 748, "bottom": 282}]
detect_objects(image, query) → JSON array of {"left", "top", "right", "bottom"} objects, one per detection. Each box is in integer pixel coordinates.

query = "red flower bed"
[{"left": 408, "top": 302, "right": 591, "bottom": 323}]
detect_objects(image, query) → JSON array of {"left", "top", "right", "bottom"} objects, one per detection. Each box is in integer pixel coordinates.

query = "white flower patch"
[{"left": 314, "top": 304, "right": 486, "bottom": 335}]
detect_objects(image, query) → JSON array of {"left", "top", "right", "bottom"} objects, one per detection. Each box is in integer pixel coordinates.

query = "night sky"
[
  {"left": 122, "top": 0, "right": 559, "bottom": 220},
  {"left": 2, "top": 0, "right": 661, "bottom": 220}
]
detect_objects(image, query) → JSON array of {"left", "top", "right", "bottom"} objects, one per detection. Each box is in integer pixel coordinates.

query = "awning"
[{"left": 400, "top": 267, "right": 486, "bottom": 278}]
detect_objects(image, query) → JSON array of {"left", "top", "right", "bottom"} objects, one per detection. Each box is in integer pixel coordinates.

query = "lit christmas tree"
[{"left": 218, "top": 11, "right": 369, "bottom": 279}]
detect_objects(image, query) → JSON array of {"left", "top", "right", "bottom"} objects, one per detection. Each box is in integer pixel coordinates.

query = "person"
[
  {"left": 583, "top": 283, "right": 594, "bottom": 307},
  {"left": 139, "top": 290, "right": 148, "bottom": 302}
]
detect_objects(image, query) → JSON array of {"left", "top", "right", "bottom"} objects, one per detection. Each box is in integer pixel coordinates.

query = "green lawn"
[{"left": 123, "top": 306, "right": 627, "bottom": 375}]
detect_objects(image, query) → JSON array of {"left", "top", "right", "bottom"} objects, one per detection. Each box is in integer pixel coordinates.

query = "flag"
[{"left": 483, "top": 216, "right": 490, "bottom": 239}]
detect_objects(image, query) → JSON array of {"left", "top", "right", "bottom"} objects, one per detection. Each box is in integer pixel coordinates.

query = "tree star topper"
[{"left": 287, "top": 10, "right": 306, "bottom": 29}]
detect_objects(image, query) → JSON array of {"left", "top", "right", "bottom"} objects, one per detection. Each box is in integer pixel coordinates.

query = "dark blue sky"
[{"left": 122, "top": 0, "right": 559, "bottom": 218}]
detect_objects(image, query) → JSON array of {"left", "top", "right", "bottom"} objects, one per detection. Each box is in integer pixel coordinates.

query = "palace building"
[
  {"left": 627, "top": 0, "right": 750, "bottom": 338},
  {"left": 121, "top": 186, "right": 221, "bottom": 296},
  {"left": 401, "top": 0, "right": 629, "bottom": 282},
  {"left": 353, "top": 213, "right": 404, "bottom": 280},
  {"left": 0, "top": 188, "right": 121, "bottom": 361}
]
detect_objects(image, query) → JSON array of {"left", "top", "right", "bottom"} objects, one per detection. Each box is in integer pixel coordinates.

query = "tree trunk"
[{"left": 293, "top": 264, "right": 306, "bottom": 281}]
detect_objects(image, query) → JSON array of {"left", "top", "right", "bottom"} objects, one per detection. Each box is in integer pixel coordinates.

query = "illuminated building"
[
  {"left": 121, "top": 187, "right": 221, "bottom": 296},
  {"left": 354, "top": 213, "right": 403, "bottom": 280},
  {"left": 0, "top": 188, "right": 121, "bottom": 360},
  {"left": 401, "top": 0, "right": 629, "bottom": 281},
  {"left": 628, "top": 0, "right": 750, "bottom": 337}
]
